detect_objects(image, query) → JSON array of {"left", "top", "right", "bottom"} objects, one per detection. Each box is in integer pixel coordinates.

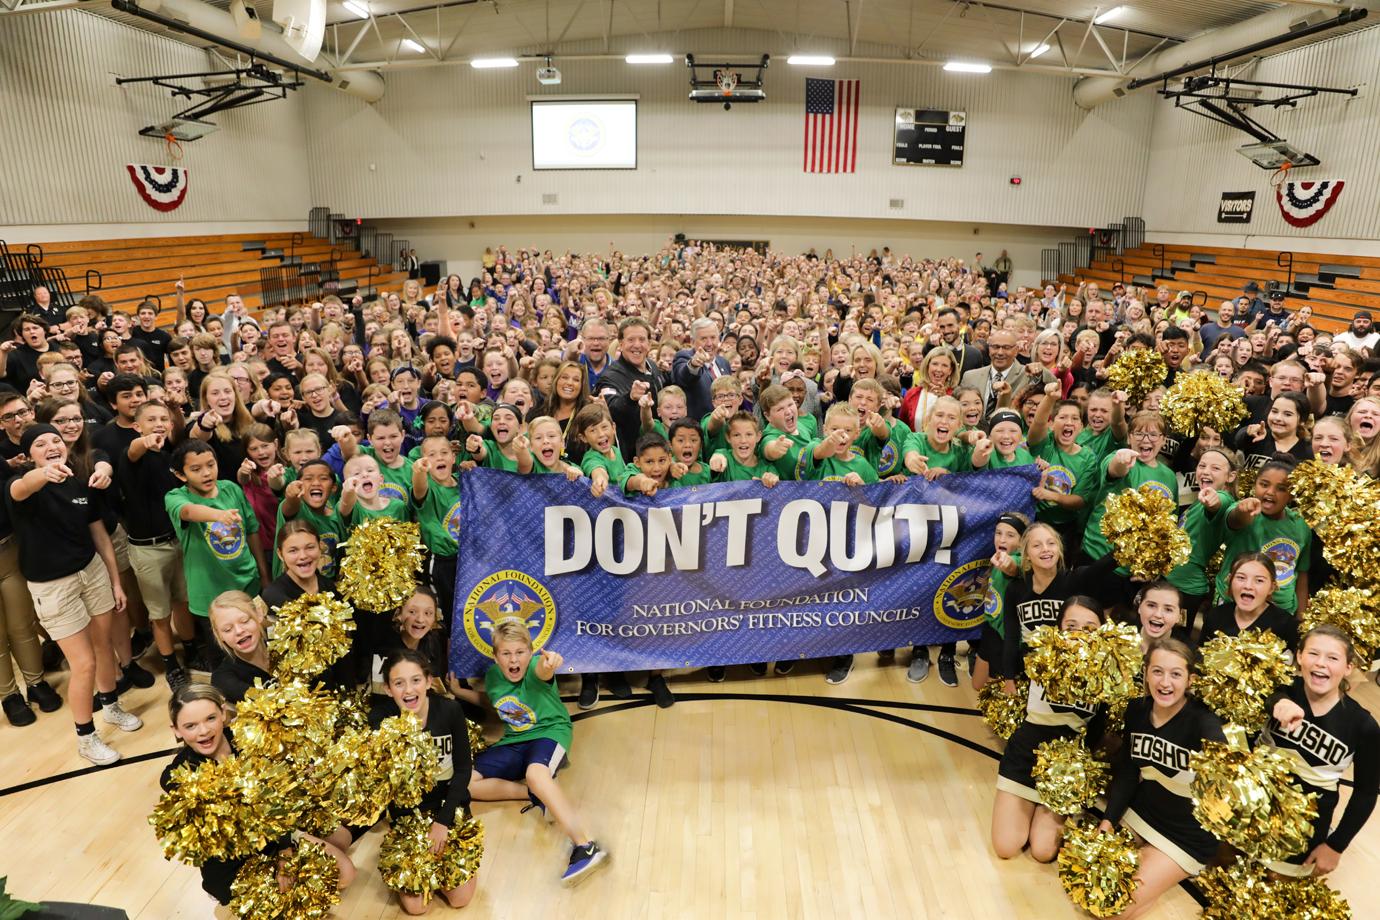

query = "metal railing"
[
  {"left": 1277, "top": 251, "right": 1295, "bottom": 293},
  {"left": 1041, "top": 248, "right": 1061, "bottom": 283}
]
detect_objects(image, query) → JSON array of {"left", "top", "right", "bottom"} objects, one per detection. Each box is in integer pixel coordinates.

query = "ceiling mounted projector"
[{"left": 537, "top": 65, "right": 561, "bottom": 85}]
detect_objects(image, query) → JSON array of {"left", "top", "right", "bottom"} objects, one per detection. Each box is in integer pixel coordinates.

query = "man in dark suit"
[
  {"left": 958, "top": 329, "right": 1052, "bottom": 416},
  {"left": 926, "top": 307, "right": 986, "bottom": 378},
  {"left": 597, "top": 317, "right": 662, "bottom": 461},
  {"left": 672, "top": 317, "right": 732, "bottom": 419}
]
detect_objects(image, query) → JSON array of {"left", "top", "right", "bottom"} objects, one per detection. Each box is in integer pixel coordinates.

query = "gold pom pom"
[
  {"left": 268, "top": 592, "right": 356, "bottom": 682},
  {"left": 467, "top": 719, "right": 489, "bottom": 755},
  {"left": 1032, "top": 735, "right": 1111, "bottom": 816},
  {"left": 337, "top": 519, "right": 426, "bottom": 611},
  {"left": 232, "top": 680, "right": 341, "bottom": 763},
  {"left": 334, "top": 687, "right": 372, "bottom": 735},
  {"left": 378, "top": 811, "right": 443, "bottom": 899},
  {"left": 1195, "top": 630, "right": 1295, "bottom": 731},
  {"left": 150, "top": 755, "right": 304, "bottom": 867},
  {"left": 230, "top": 837, "right": 341, "bottom": 920},
  {"left": 1190, "top": 725, "right": 1319, "bottom": 864},
  {"left": 1023, "top": 622, "right": 1143, "bottom": 708},
  {"left": 1291, "top": 460, "right": 1380, "bottom": 592},
  {"left": 1160, "top": 371, "right": 1248, "bottom": 437},
  {"left": 1099, "top": 484, "right": 1192, "bottom": 580},
  {"left": 978, "top": 678, "right": 1026, "bottom": 741},
  {"left": 1301, "top": 587, "right": 1380, "bottom": 662},
  {"left": 435, "top": 815, "right": 485, "bottom": 891},
  {"left": 330, "top": 713, "right": 439, "bottom": 826},
  {"left": 1105, "top": 348, "right": 1167, "bottom": 406},
  {"left": 1057, "top": 818, "right": 1141, "bottom": 918},
  {"left": 1197, "top": 860, "right": 1353, "bottom": 920}
]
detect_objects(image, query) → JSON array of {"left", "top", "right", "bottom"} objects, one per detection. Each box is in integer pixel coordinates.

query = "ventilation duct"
[
  {"left": 1073, "top": 3, "right": 1374, "bottom": 111},
  {"left": 113, "top": 0, "right": 384, "bottom": 102}
]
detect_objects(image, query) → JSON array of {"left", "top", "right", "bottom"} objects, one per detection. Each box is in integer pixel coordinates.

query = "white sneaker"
[
  {"left": 102, "top": 701, "right": 143, "bottom": 732},
  {"left": 78, "top": 733, "right": 120, "bottom": 765}
]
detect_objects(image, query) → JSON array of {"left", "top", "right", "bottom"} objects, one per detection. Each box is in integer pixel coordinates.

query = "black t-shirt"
[
  {"left": 70, "top": 332, "right": 102, "bottom": 365},
  {"left": 298, "top": 409, "right": 354, "bottom": 452},
  {"left": 129, "top": 326, "right": 173, "bottom": 368},
  {"left": 3, "top": 343, "right": 49, "bottom": 391},
  {"left": 92, "top": 422, "right": 139, "bottom": 519},
  {"left": 369, "top": 695, "right": 473, "bottom": 825},
  {"left": 80, "top": 398, "right": 113, "bottom": 430},
  {"left": 116, "top": 447, "right": 179, "bottom": 540},
  {"left": 1200, "top": 601, "right": 1299, "bottom": 652},
  {"left": 259, "top": 573, "right": 337, "bottom": 612},
  {"left": 6, "top": 474, "right": 100, "bottom": 581}
]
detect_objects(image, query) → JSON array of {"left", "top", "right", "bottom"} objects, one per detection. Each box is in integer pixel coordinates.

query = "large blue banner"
[{"left": 449, "top": 467, "right": 1039, "bottom": 677}]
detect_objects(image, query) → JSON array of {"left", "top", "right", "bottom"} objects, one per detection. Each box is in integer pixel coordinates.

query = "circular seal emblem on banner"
[
  {"left": 933, "top": 560, "right": 990, "bottom": 629},
  {"left": 463, "top": 570, "right": 557, "bottom": 658}
]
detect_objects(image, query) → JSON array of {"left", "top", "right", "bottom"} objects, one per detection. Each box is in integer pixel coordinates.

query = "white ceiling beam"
[
  {"left": 1089, "top": 24, "right": 1122, "bottom": 74},
  {"left": 723, "top": 0, "right": 732, "bottom": 28},
  {"left": 847, "top": 0, "right": 863, "bottom": 57},
  {"left": 0, "top": 0, "right": 82, "bottom": 14}
]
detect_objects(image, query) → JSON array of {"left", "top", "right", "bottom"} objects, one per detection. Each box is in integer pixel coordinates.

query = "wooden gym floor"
[{"left": 2, "top": 656, "right": 1377, "bottom": 920}]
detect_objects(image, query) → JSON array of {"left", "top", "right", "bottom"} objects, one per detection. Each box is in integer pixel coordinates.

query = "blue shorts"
[{"left": 473, "top": 737, "right": 568, "bottom": 781}]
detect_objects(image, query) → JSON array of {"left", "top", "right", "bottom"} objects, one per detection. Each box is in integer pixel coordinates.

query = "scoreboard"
[{"left": 893, "top": 109, "right": 966, "bottom": 167}]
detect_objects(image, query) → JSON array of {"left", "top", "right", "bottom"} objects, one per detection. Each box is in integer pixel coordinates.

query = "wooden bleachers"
[
  {"left": 1050, "top": 243, "right": 1377, "bottom": 332},
  {"left": 31, "top": 231, "right": 411, "bottom": 323}
]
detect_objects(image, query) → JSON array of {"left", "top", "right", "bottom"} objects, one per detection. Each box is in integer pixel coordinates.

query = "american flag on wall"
[{"left": 804, "top": 77, "right": 860, "bottom": 173}]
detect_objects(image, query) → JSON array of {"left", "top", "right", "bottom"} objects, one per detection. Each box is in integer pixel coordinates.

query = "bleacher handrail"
[{"left": 1276, "top": 251, "right": 1295, "bottom": 294}]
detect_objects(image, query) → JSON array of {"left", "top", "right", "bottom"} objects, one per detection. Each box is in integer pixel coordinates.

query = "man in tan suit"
[{"left": 958, "top": 329, "right": 1054, "bottom": 416}]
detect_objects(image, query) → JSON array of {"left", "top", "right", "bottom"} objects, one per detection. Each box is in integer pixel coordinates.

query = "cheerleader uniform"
[
  {"left": 159, "top": 729, "right": 289, "bottom": 905},
  {"left": 1258, "top": 679, "right": 1380, "bottom": 876},
  {"left": 1104, "top": 697, "right": 1226, "bottom": 874},
  {"left": 999, "top": 555, "right": 1119, "bottom": 680},
  {"left": 1199, "top": 602, "right": 1299, "bottom": 653},
  {"left": 996, "top": 682, "right": 1103, "bottom": 804},
  {"left": 369, "top": 695, "right": 474, "bottom": 829}
]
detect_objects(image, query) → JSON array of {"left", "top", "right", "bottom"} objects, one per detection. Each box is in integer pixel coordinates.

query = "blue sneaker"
[{"left": 561, "top": 841, "right": 609, "bottom": 886}]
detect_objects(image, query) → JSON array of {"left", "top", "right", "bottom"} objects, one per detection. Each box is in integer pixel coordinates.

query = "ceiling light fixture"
[
  {"left": 342, "top": 0, "right": 369, "bottom": 19},
  {"left": 786, "top": 55, "right": 835, "bottom": 66},
  {"left": 1094, "top": 6, "right": 1125, "bottom": 25},
  {"left": 401, "top": 38, "right": 426, "bottom": 54},
  {"left": 1029, "top": 43, "right": 1050, "bottom": 58},
  {"left": 943, "top": 61, "right": 992, "bottom": 74},
  {"left": 625, "top": 53, "right": 674, "bottom": 64},
  {"left": 471, "top": 57, "right": 520, "bottom": 68}
]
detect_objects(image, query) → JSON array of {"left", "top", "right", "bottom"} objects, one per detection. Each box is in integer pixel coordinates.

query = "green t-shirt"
[
  {"left": 166, "top": 481, "right": 260, "bottom": 616},
  {"left": 359, "top": 445, "right": 413, "bottom": 505},
  {"left": 580, "top": 447, "right": 628, "bottom": 484},
  {"left": 854, "top": 419, "right": 907, "bottom": 478},
  {"left": 1081, "top": 456, "right": 1179, "bottom": 561},
  {"left": 761, "top": 424, "right": 815, "bottom": 481},
  {"left": 1167, "top": 493, "right": 1235, "bottom": 597},
  {"left": 1075, "top": 426, "right": 1124, "bottom": 463},
  {"left": 481, "top": 439, "right": 524, "bottom": 472},
  {"left": 1029, "top": 437, "right": 1101, "bottom": 526},
  {"left": 795, "top": 414, "right": 819, "bottom": 440},
  {"left": 346, "top": 497, "right": 409, "bottom": 531},
  {"left": 700, "top": 415, "right": 729, "bottom": 459},
  {"left": 670, "top": 462, "right": 711, "bottom": 488},
  {"left": 414, "top": 477, "right": 461, "bottom": 557},
  {"left": 904, "top": 431, "right": 972, "bottom": 473},
  {"left": 484, "top": 662, "right": 573, "bottom": 749},
  {"left": 810, "top": 446, "right": 880, "bottom": 483},
  {"left": 532, "top": 454, "right": 571, "bottom": 476},
  {"left": 1215, "top": 508, "right": 1312, "bottom": 613},
  {"left": 273, "top": 499, "right": 343, "bottom": 579},
  {"left": 987, "top": 446, "right": 1035, "bottom": 470},
  {"left": 983, "top": 555, "right": 1020, "bottom": 639},
  {"left": 711, "top": 450, "right": 773, "bottom": 482}
]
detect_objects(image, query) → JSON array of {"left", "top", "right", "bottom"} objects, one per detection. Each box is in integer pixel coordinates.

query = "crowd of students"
[{"left": 2, "top": 240, "right": 1378, "bottom": 915}]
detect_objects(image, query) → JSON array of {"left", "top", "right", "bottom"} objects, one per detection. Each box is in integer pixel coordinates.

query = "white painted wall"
[
  {"left": 305, "top": 28, "right": 1153, "bottom": 229},
  {"left": 0, "top": 10, "right": 311, "bottom": 229},
  {"left": 1140, "top": 24, "right": 1380, "bottom": 251}
]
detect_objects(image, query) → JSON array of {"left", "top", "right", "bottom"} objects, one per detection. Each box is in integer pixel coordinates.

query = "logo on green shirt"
[
  {"left": 206, "top": 520, "right": 245, "bottom": 560},
  {"left": 445, "top": 501, "right": 462, "bottom": 542},
  {"left": 494, "top": 694, "right": 538, "bottom": 733}
]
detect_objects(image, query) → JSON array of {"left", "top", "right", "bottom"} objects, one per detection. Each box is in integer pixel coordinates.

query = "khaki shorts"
[
  {"left": 29, "top": 554, "right": 116, "bottom": 642},
  {"left": 109, "top": 524, "right": 132, "bottom": 574},
  {"left": 128, "top": 540, "right": 189, "bottom": 621}
]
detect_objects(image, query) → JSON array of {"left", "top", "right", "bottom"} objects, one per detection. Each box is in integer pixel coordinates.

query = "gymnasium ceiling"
[{"left": 36, "top": 0, "right": 1380, "bottom": 77}]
